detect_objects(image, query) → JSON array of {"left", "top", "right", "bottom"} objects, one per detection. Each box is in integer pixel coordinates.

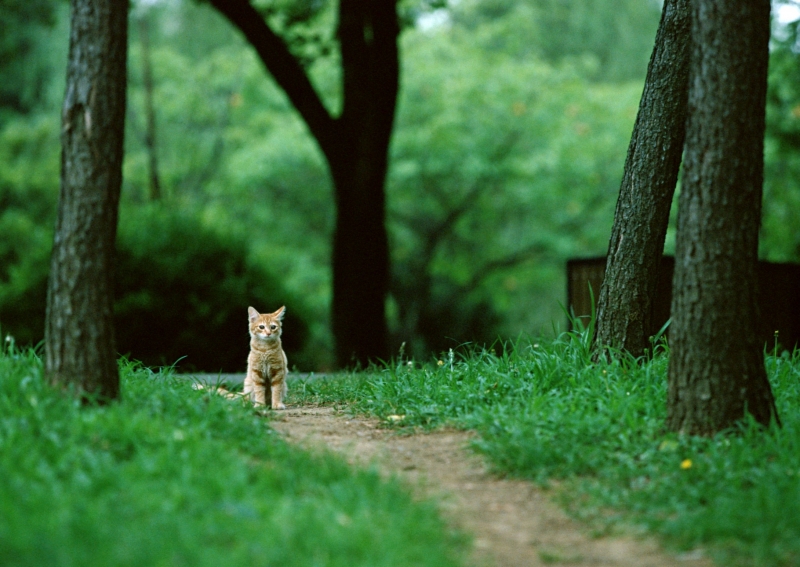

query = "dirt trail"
[{"left": 270, "top": 405, "right": 711, "bottom": 567}]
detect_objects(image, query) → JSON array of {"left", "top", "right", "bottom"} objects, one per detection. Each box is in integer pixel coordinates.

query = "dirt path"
[{"left": 270, "top": 405, "right": 711, "bottom": 567}]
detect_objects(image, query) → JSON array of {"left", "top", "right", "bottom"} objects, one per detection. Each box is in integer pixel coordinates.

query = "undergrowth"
[
  {"left": 293, "top": 333, "right": 800, "bottom": 567},
  {"left": 0, "top": 343, "right": 466, "bottom": 567}
]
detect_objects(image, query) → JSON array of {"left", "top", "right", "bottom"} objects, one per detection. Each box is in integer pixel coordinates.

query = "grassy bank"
[
  {"left": 0, "top": 345, "right": 466, "bottom": 567},
  {"left": 293, "top": 333, "right": 800, "bottom": 567}
]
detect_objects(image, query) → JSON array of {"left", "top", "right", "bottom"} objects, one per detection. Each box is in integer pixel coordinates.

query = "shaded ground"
[{"left": 270, "top": 404, "right": 712, "bottom": 567}]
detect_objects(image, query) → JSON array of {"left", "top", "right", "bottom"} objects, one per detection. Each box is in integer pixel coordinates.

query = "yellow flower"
[
  {"left": 437, "top": 360, "right": 444, "bottom": 366},
  {"left": 680, "top": 459, "right": 692, "bottom": 470}
]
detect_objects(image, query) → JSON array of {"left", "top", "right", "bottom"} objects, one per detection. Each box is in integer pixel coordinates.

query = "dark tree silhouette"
[
  {"left": 594, "top": 0, "right": 690, "bottom": 358},
  {"left": 45, "top": 0, "right": 128, "bottom": 401},
  {"left": 206, "top": 0, "right": 399, "bottom": 367},
  {"left": 666, "top": 0, "right": 779, "bottom": 434}
]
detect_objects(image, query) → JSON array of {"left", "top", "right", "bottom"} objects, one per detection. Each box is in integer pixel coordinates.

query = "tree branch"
[
  {"left": 463, "top": 243, "right": 548, "bottom": 294},
  {"left": 205, "top": 0, "right": 336, "bottom": 151}
]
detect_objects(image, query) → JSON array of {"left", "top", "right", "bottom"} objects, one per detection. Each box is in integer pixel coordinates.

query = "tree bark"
[
  {"left": 207, "top": 0, "right": 398, "bottom": 367},
  {"left": 45, "top": 0, "right": 128, "bottom": 401},
  {"left": 594, "top": 0, "right": 690, "bottom": 359},
  {"left": 666, "top": 0, "right": 779, "bottom": 434}
]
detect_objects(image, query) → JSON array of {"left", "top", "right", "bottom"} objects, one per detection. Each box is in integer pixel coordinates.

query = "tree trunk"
[
  {"left": 666, "top": 0, "right": 779, "bottom": 434},
  {"left": 594, "top": 0, "right": 690, "bottom": 359},
  {"left": 329, "top": 155, "right": 391, "bottom": 367},
  {"left": 45, "top": 0, "right": 128, "bottom": 401}
]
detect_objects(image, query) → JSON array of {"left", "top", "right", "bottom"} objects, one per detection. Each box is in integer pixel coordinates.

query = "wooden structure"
[{"left": 567, "top": 256, "right": 800, "bottom": 350}]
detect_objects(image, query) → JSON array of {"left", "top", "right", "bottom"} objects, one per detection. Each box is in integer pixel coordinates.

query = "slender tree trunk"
[
  {"left": 594, "top": 0, "right": 690, "bottom": 358},
  {"left": 45, "top": 0, "right": 128, "bottom": 401},
  {"left": 666, "top": 0, "right": 779, "bottom": 434},
  {"left": 138, "top": 11, "right": 162, "bottom": 201}
]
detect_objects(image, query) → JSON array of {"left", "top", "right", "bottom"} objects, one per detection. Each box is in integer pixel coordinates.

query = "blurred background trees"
[
  {"left": 0, "top": 0, "right": 63, "bottom": 120},
  {"left": 1, "top": 0, "right": 799, "bottom": 371}
]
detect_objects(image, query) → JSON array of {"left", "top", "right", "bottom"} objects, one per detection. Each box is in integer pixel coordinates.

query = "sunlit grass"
[
  {"left": 0, "top": 344, "right": 467, "bottom": 567},
  {"left": 293, "top": 333, "right": 800, "bottom": 567}
]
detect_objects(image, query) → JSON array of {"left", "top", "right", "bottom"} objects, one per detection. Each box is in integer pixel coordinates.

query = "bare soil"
[{"left": 270, "top": 404, "right": 712, "bottom": 567}]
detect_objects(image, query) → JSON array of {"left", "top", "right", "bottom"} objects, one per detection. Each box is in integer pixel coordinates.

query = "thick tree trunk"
[
  {"left": 330, "top": 157, "right": 391, "bottom": 367},
  {"left": 45, "top": 0, "right": 128, "bottom": 401},
  {"left": 327, "top": 0, "right": 398, "bottom": 367},
  {"left": 594, "top": 0, "right": 690, "bottom": 358},
  {"left": 666, "top": 0, "right": 779, "bottom": 434}
]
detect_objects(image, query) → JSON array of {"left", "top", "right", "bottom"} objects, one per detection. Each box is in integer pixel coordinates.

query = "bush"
[
  {"left": 0, "top": 114, "right": 59, "bottom": 347},
  {"left": 114, "top": 205, "right": 312, "bottom": 372},
  {"left": 0, "top": 200, "right": 316, "bottom": 371}
]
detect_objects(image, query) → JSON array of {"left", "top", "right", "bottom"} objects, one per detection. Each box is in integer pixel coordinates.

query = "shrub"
[
  {"left": 0, "top": 201, "right": 315, "bottom": 371},
  {"left": 114, "top": 205, "right": 312, "bottom": 371}
]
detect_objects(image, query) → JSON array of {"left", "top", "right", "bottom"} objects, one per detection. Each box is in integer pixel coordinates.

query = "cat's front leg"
[
  {"left": 244, "top": 370, "right": 268, "bottom": 406},
  {"left": 270, "top": 383, "right": 286, "bottom": 410},
  {"left": 253, "top": 383, "right": 268, "bottom": 406}
]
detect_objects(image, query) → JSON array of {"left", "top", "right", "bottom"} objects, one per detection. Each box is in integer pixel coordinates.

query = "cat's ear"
[
  {"left": 248, "top": 306, "right": 259, "bottom": 321},
  {"left": 273, "top": 306, "right": 286, "bottom": 320}
]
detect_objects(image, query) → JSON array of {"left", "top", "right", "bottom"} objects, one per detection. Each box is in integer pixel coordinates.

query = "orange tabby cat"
[{"left": 243, "top": 306, "right": 288, "bottom": 409}]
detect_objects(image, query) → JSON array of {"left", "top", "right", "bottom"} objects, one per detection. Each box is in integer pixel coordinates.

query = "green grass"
[
  {"left": 293, "top": 333, "right": 800, "bottom": 567},
  {"left": 0, "top": 344, "right": 467, "bottom": 567}
]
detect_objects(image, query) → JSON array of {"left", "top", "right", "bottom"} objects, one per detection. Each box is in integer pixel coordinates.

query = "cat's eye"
[
  {"left": 270, "top": 324, "right": 277, "bottom": 330},
  {"left": 258, "top": 324, "right": 265, "bottom": 330}
]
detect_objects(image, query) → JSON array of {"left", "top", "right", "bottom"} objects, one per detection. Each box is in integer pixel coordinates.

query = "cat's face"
[{"left": 248, "top": 306, "right": 285, "bottom": 341}]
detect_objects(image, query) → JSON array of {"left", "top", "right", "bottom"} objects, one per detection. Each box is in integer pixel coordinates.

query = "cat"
[{"left": 243, "top": 305, "right": 288, "bottom": 410}]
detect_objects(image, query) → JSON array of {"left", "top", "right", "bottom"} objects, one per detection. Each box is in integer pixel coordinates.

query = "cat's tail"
[{"left": 192, "top": 382, "right": 244, "bottom": 400}]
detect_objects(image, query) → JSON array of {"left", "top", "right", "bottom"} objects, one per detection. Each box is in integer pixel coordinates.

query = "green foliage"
[
  {"left": 0, "top": 346, "right": 467, "bottom": 567},
  {"left": 254, "top": 0, "right": 338, "bottom": 67},
  {"left": 762, "top": 13, "right": 800, "bottom": 262},
  {"left": 294, "top": 337, "right": 800, "bottom": 566},
  {"left": 0, "top": 114, "right": 60, "bottom": 346},
  {"left": 390, "top": 25, "right": 642, "bottom": 355},
  {"left": 115, "top": 205, "right": 314, "bottom": 371},
  {"left": 448, "top": 0, "right": 662, "bottom": 82},
  {"left": 0, "top": 0, "right": 66, "bottom": 120},
  {"left": 0, "top": 176, "right": 319, "bottom": 370}
]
